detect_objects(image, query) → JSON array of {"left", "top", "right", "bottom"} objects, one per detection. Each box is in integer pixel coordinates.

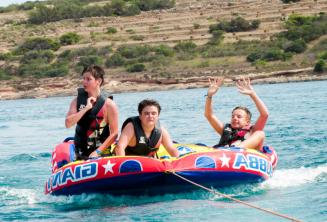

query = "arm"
[
  {"left": 65, "top": 97, "right": 96, "bottom": 128},
  {"left": 89, "top": 99, "right": 119, "bottom": 157},
  {"left": 236, "top": 77, "right": 269, "bottom": 131},
  {"left": 114, "top": 123, "right": 135, "bottom": 156},
  {"left": 204, "top": 77, "right": 225, "bottom": 135},
  {"left": 161, "top": 127, "right": 179, "bottom": 157}
]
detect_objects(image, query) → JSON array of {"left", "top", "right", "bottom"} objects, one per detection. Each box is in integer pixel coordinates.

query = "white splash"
[
  {"left": 0, "top": 187, "right": 37, "bottom": 205},
  {"left": 261, "top": 165, "right": 327, "bottom": 189}
]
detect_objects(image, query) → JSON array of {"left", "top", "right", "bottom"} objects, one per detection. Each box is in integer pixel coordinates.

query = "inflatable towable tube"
[{"left": 46, "top": 138, "right": 278, "bottom": 196}]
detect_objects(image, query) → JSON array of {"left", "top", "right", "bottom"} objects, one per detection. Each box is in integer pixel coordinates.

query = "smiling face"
[
  {"left": 230, "top": 108, "right": 250, "bottom": 129},
  {"left": 139, "top": 105, "right": 159, "bottom": 129}
]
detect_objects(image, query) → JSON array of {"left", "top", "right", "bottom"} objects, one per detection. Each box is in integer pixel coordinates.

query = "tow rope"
[{"left": 170, "top": 171, "right": 302, "bottom": 222}]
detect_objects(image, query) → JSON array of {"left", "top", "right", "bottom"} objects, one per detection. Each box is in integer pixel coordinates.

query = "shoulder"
[
  {"left": 160, "top": 126, "right": 168, "bottom": 135},
  {"left": 122, "top": 122, "right": 135, "bottom": 134},
  {"left": 104, "top": 98, "right": 118, "bottom": 110}
]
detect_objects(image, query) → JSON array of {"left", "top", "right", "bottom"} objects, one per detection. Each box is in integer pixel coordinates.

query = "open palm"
[
  {"left": 208, "top": 77, "right": 224, "bottom": 96},
  {"left": 236, "top": 77, "right": 254, "bottom": 95}
]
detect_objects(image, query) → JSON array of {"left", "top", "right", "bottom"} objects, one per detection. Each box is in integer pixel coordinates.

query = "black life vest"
[
  {"left": 122, "top": 116, "right": 162, "bottom": 157},
  {"left": 214, "top": 124, "right": 251, "bottom": 148},
  {"left": 74, "top": 88, "right": 110, "bottom": 159}
]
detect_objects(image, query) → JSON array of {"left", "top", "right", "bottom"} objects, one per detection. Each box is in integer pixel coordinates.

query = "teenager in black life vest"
[
  {"left": 204, "top": 77, "right": 269, "bottom": 150},
  {"left": 114, "top": 99, "right": 179, "bottom": 158},
  {"left": 65, "top": 65, "right": 119, "bottom": 160}
]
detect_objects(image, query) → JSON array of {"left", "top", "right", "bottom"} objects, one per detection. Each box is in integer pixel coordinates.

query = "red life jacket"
[
  {"left": 74, "top": 88, "right": 110, "bottom": 159},
  {"left": 214, "top": 124, "right": 252, "bottom": 148}
]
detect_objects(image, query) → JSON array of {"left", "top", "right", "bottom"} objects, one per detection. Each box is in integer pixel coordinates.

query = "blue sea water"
[{"left": 0, "top": 80, "right": 326, "bottom": 222}]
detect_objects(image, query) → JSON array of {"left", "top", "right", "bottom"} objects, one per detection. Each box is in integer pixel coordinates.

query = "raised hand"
[
  {"left": 236, "top": 77, "right": 255, "bottom": 96},
  {"left": 86, "top": 96, "right": 96, "bottom": 110},
  {"left": 207, "top": 77, "right": 224, "bottom": 97}
]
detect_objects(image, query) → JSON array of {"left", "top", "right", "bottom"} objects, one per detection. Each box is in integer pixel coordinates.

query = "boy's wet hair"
[
  {"left": 138, "top": 99, "right": 161, "bottom": 114},
  {"left": 81, "top": 64, "right": 105, "bottom": 86},
  {"left": 232, "top": 106, "right": 252, "bottom": 121}
]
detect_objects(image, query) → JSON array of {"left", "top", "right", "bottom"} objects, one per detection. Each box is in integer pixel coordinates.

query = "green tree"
[{"left": 60, "top": 32, "right": 81, "bottom": 45}]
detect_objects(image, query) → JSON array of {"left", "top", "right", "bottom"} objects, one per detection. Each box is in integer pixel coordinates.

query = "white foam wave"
[
  {"left": 261, "top": 165, "right": 327, "bottom": 189},
  {"left": 0, "top": 187, "right": 37, "bottom": 205}
]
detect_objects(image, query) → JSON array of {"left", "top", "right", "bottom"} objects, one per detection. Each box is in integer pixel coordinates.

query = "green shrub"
[
  {"left": 154, "top": 44, "right": 174, "bottom": 57},
  {"left": 27, "top": 0, "right": 173, "bottom": 24},
  {"left": 106, "top": 27, "right": 117, "bottom": 34},
  {"left": 314, "top": 59, "right": 326, "bottom": 72},
  {"left": 78, "top": 55, "right": 103, "bottom": 67},
  {"left": 123, "top": 3, "right": 141, "bottom": 16},
  {"left": 60, "top": 32, "right": 81, "bottom": 45},
  {"left": 130, "top": 35, "right": 145, "bottom": 41},
  {"left": 98, "top": 46, "right": 112, "bottom": 56},
  {"left": 281, "top": 0, "right": 300, "bottom": 3},
  {"left": 20, "top": 50, "right": 55, "bottom": 64},
  {"left": 209, "top": 17, "right": 260, "bottom": 33},
  {"left": 136, "top": 0, "right": 175, "bottom": 11},
  {"left": 105, "top": 53, "right": 125, "bottom": 67},
  {"left": 247, "top": 51, "right": 262, "bottom": 62},
  {"left": 262, "top": 48, "right": 285, "bottom": 61},
  {"left": 0, "top": 52, "right": 12, "bottom": 61},
  {"left": 319, "top": 51, "right": 327, "bottom": 60},
  {"left": 284, "top": 39, "right": 307, "bottom": 53},
  {"left": 246, "top": 48, "right": 289, "bottom": 62},
  {"left": 18, "top": 60, "right": 69, "bottom": 78},
  {"left": 193, "top": 23, "right": 200, "bottom": 29},
  {"left": 0, "top": 69, "right": 11, "bottom": 80},
  {"left": 58, "top": 50, "right": 73, "bottom": 61},
  {"left": 150, "top": 55, "right": 172, "bottom": 67},
  {"left": 280, "top": 14, "right": 327, "bottom": 43},
  {"left": 174, "top": 41, "right": 197, "bottom": 53},
  {"left": 127, "top": 63, "right": 145, "bottom": 72},
  {"left": 73, "top": 47, "right": 98, "bottom": 57},
  {"left": 44, "top": 63, "right": 69, "bottom": 77},
  {"left": 16, "top": 37, "right": 60, "bottom": 54},
  {"left": 117, "top": 45, "right": 151, "bottom": 59},
  {"left": 207, "top": 30, "right": 224, "bottom": 45}
]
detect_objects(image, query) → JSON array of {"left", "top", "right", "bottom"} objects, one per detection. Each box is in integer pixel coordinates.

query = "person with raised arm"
[{"left": 204, "top": 77, "right": 269, "bottom": 150}]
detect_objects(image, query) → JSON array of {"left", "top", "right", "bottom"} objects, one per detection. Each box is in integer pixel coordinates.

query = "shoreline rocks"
[{"left": 0, "top": 68, "right": 326, "bottom": 100}]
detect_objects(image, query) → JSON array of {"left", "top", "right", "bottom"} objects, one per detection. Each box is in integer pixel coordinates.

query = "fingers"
[{"left": 236, "top": 76, "right": 251, "bottom": 88}]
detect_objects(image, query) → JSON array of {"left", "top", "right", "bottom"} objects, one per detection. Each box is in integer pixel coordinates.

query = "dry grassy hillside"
[
  {"left": 0, "top": 0, "right": 326, "bottom": 52},
  {"left": 0, "top": 0, "right": 326, "bottom": 99}
]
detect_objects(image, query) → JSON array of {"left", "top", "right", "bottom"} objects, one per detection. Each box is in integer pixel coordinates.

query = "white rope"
[{"left": 171, "top": 171, "right": 302, "bottom": 222}]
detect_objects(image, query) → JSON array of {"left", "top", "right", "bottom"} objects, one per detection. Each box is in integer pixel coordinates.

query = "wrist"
[
  {"left": 205, "top": 94, "right": 213, "bottom": 99},
  {"left": 95, "top": 149, "right": 102, "bottom": 155}
]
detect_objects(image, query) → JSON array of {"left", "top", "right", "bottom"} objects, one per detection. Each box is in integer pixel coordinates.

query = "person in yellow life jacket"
[
  {"left": 204, "top": 77, "right": 269, "bottom": 150},
  {"left": 65, "top": 65, "right": 119, "bottom": 160},
  {"left": 115, "top": 99, "right": 179, "bottom": 158}
]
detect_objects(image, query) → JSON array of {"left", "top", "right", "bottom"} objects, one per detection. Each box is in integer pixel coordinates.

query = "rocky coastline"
[{"left": 0, "top": 67, "right": 326, "bottom": 100}]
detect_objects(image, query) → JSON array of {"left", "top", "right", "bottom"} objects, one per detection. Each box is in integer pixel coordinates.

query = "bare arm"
[
  {"left": 161, "top": 127, "right": 179, "bottom": 157},
  {"left": 89, "top": 99, "right": 119, "bottom": 157},
  {"left": 236, "top": 77, "right": 269, "bottom": 131},
  {"left": 65, "top": 97, "right": 95, "bottom": 128},
  {"left": 204, "top": 77, "right": 225, "bottom": 135},
  {"left": 114, "top": 123, "right": 135, "bottom": 156}
]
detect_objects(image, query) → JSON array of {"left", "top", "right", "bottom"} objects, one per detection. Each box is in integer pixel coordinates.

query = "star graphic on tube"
[
  {"left": 219, "top": 153, "right": 231, "bottom": 168},
  {"left": 102, "top": 160, "right": 116, "bottom": 174}
]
